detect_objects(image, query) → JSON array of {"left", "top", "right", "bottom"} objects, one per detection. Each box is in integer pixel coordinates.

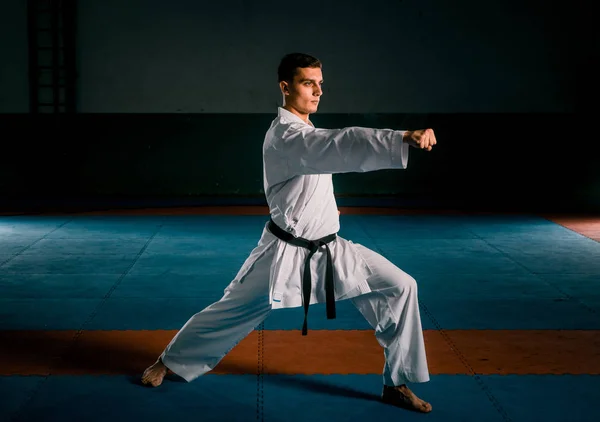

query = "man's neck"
[{"left": 283, "top": 105, "right": 309, "bottom": 124}]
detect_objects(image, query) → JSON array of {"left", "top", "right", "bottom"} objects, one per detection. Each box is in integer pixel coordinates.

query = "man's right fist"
[{"left": 403, "top": 129, "right": 437, "bottom": 151}]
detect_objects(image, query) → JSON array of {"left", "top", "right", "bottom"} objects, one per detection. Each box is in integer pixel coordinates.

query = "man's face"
[{"left": 284, "top": 67, "right": 323, "bottom": 115}]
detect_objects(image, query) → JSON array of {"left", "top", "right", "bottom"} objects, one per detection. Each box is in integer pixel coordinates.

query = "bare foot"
[
  {"left": 382, "top": 385, "right": 432, "bottom": 413},
  {"left": 141, "top": 359, "right": 168, "bottom": 387}
]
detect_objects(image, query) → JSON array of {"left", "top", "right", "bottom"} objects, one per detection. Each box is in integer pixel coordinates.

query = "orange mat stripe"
[
  {"left": 1, "top": 329, "right": 599, "bottom": 376},
  {"left": 545, "top": 215, "right": 600, "bottom": 241},
  {"left": 446, "top": 330, "right": 600, "bottom": 375}
]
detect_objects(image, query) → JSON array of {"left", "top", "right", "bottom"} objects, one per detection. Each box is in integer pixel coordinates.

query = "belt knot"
[{"left": 267, "top": 218, "right": 337, "bottom": 336}]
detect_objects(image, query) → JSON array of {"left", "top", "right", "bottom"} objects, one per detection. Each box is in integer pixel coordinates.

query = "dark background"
[{"left": 1, "top": 0, "right": 597, "bottom": 212}]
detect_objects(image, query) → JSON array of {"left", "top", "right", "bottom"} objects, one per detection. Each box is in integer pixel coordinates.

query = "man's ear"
[{"left": 280, "top": 81, "right": 289, "bottom": 95}]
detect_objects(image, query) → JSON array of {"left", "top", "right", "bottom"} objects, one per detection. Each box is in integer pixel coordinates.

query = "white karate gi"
[{"left": 161, "top": 107, "right": 430, "bottom": 386}]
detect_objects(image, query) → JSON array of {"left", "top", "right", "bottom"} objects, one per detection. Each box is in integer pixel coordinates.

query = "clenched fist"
[{"left": 403, "top": 129, "right": 437, "bottom": 151}]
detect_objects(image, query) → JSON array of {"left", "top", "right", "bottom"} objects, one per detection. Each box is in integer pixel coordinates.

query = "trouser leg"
[
  {"left": 160, "top": 252, "right": 273, "bottom": 382},
  {"left": 350, "top": 244, "right": 430, "bottom": 386}
]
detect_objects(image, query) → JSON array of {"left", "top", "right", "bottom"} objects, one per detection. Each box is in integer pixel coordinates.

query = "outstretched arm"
[{"left": 268, "top": 123, "right": 436, "bottom": 177}]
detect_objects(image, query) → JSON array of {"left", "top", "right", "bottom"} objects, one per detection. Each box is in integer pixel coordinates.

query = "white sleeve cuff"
[{"left": 391, "top": 130, "right": 409, "bottom": 169}]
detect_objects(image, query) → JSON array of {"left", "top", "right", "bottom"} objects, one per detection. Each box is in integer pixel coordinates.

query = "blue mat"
[
  {"left": 263, "top": 374, "right": 505, "bottom": 421},
  {"left": 422, "top": 296, "right": 599, "bottom": 329},
  {"left": 484, "top": 375, "right": 600, "bottom": 422},
  {"left": 0, "top": 274, "right": 120, "bottom": 299},
  {"left": 0, "top": 376, "right": 43, "bottom": 422},
  {"left": 0, "top": 298, "right": 101, "bottom": 330}
]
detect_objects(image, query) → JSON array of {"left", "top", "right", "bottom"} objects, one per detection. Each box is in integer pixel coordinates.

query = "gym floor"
[{"left": 1, "top": 207, "right": 599, "bottom": 421}]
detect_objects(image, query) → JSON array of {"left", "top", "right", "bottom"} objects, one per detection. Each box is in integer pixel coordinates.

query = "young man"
[{"left": 142, "top": 53, "right": 436, "bottom": 413}]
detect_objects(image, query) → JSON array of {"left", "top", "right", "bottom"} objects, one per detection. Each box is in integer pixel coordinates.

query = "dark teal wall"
[
  {"left": 0, "top": 112, "right": 596, "bottom": 212},
  {"left": 1, "top": 1, "right": 597, "bottom": 212},
  {"left": 2, "top": 0, "right": 597, "bottom": 114}
]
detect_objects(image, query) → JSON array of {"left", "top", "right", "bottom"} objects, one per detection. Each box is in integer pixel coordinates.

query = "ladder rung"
[
  {"left": 39, "top": 66, "right": 65, "bottom": 69},
  {"left": 38, "top": 46, "right": 64, "bottom": 50},
  {"left": 36, "top": 75, "right": 67, "bottom": 80},
  {"left": 37, "top": 77, "right": 67, "bottom": 81},
  {"left": 38, "top": 102, "right": 66, "bottom": 106},
  {"left": 39, "top": 84, "right": 66, "bottom": 87}
]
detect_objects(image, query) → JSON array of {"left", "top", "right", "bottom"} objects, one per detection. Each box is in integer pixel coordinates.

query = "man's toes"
[
  {"left": 150, "top": 377, "right": 163, "bottom": 387},
  {"left": 143, "top": 374, "right": 162, "bottom": 387},
  {"left": 413, "top": 397, "right": 432, "bottom": 413},
  {"left": 141, "top": 368, "right": 164, "bottom": 387},
  {"left": 421, "top": 401, "right": 432, "bottom": 413}
]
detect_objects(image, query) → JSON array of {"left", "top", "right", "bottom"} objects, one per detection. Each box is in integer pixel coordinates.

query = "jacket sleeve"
[{"left": 270, "top": 122, "right": 409, "bottom": 177}]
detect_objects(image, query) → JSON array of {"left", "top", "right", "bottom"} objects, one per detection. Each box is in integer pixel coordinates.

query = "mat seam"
[
  {"left": 9, "top": 218, "right": 164, "bottom": 422},
  {"left": 6, "top": 219, "right": 73, "bottom": 422},
  {"left": 419, "top": 303, "right": 513, "bottom": 422},
  {"left": 1, "top": 219, "right": 72, "bottom": 267},
  {"left": 539, "top": 216, "right": 598, "bottom": 314},
  {"left": 471, "top": 228, "right": 598, "bottom": 316},
  {"left": 257, "top": 321, "right": 264, "bottom": 422}
]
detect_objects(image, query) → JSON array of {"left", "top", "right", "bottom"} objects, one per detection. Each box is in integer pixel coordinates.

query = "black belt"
[{"left": 267, "top": 218, "right": 337, "bottom": 335}]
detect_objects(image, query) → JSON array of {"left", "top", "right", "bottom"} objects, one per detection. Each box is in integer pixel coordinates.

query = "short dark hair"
[{"left": 278, "top": 53, "right": 322, "bottom": 82}]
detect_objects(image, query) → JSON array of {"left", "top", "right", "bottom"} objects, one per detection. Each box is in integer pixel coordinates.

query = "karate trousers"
[{"left": 160, "top": 243, "right": 430, "bottom": 386}]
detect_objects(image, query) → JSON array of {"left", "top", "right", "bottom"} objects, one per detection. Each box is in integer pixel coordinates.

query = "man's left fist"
[{"left": 403, "top": 129, "right": 437, "bottom": 151}]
